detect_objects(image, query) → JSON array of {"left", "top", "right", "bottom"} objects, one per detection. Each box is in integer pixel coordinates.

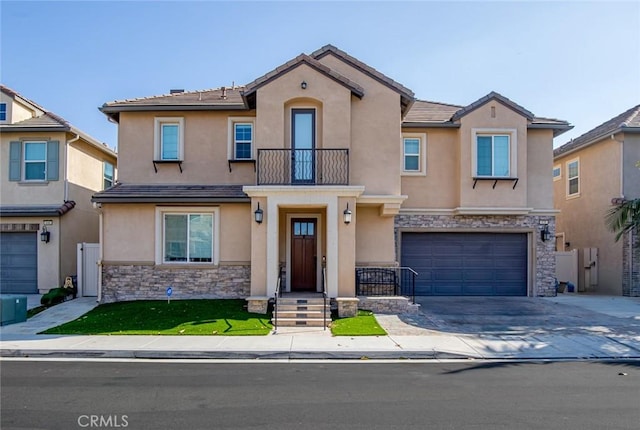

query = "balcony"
[{"left": 257, "top": 149, "right": 349, "bottom": 186}]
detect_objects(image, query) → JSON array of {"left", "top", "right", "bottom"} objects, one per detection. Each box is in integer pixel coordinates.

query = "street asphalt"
[{"left": 0, "top": 294, "right": 639, "bottom": 360}]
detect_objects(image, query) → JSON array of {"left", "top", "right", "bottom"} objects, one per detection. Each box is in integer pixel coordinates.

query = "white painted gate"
[
  {"left": 77, "top": 243, "right": 100, "bottom": 297},
  {"left": 556, "top": 249, "right": 578, "bottom": 291}
]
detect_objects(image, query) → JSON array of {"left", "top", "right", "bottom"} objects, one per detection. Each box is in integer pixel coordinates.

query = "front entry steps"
[{"left": 273, "top": 297, "right": 331, "bottom": 328}]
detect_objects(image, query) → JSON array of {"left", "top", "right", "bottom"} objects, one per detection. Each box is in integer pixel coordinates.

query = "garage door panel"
[{"left": 401, "top": 232, "right": 527, "bottom": 296}]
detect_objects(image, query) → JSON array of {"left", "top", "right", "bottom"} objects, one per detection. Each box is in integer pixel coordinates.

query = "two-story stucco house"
[
  {"left": 0, "top": 85, "right": 117, "bottom": 296},
  {"left": 93, "top": 45, "right": 571, "bottom": 317},
  {"left": 553, "top": 105, "right": 640, "bottom": 296}
]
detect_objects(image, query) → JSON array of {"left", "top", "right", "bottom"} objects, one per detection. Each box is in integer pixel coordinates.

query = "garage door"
[
  {"left": 0, "top": 232, "right": 38, "bottom": 294},
  {"left": 401, "top": 232, "right": 528, "bottom": 296}
]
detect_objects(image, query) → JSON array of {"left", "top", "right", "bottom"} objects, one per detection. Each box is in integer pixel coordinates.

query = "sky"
[{"left": 1, "top": 1, "right": 639, "bottom": 151}]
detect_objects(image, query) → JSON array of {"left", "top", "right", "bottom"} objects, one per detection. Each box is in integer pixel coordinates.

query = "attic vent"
[{"left": 170, "top": 89, "right": 184, "bottom": 94}]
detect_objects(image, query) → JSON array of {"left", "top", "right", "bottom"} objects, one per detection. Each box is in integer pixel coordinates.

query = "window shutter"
[
  {"left": 46, "top": 140, "right": 59, "bottom": 181},
  {"left": 9, "top": 141, "right": 22, "bottom": 181}
]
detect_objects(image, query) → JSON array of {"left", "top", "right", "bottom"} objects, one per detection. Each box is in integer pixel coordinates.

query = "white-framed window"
[
  {"left": 103, "top": 161, "right": 114, "bottom": 189},
  {"left": 472, "top": 129, "right": 517, "bottom": 178},
  {"left": 227, "top": 117, "right": 255, "bottom": 160},
  {"left": 24, "top": 141, "right": 47, "bottom": 181},
  {"left": 401, "top": 133, "right": 427, "bottom": 175},
  {"left": 0, "top": 103, "right": 6, "bottom": 121},
  {"left": 154, "top": 117, "right": 184, "bottom": 161},
  {"left": 156, "top": 207, "right": 219, "bottom": 265},
  {"left": 566, "top": 158, "right": 580, "bottom": 197},
  {"left": 553, "top": 165, "right": 561, "bottom": 181}
]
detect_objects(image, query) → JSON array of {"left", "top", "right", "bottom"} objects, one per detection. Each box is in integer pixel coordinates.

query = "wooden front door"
[{"left": 291, "top": 218, "right": 317, "bottom": 291}]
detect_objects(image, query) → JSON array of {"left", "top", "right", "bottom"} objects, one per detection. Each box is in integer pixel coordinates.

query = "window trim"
[
  {"left": 471, "top": 128, "right": 517, "bottom": 178},
  {"left": 23, "top": 141, "right": 47, "bottom": 181},
  {"left": 227, "top": 117, "right": 256, "bottom": 160},
  {"left": 103, "top": 161, "right": 114, "bottom": 189},
  {"left": 553, "top": 164, "right": 561, "bottom": 181},
  {"left": 154, "top": 117, "right": 184, "bottom": 161},
  {"left": 401, "top": 133, "right": 427, "bottom": 176},
  {"left": 566, "top": 158, "right": 580, "bottom": 198},
  {"left": 155, "top": 206, "right": 220, "bottom": 265}
]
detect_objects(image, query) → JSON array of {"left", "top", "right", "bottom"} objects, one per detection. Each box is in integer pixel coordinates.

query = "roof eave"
[
  {"left": 528, "top": 123, "right": 573, "bottom": 137},
  {"left": 402, "top": 122, "right": 460, "bottom": 129},
  {"left": 554, "top": 126, "right": 640, "bottom": 159},
  {"left": 0, "top": 125, "right": 70, "bottom": 133},
  {"left": 91, "top": 196, "right": 251, "bottom": 204}
]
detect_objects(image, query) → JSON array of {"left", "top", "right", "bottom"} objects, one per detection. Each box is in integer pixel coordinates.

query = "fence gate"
[
  {"left": 77, "top": 243, "right": 99, "bottom": 297},
  {"left": 556, "top": 249, "right": 578, "bottom": 291}
]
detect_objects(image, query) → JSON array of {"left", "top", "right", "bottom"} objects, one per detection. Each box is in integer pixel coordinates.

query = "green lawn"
[
  {"left": 330, "top": 310, "right": 387, "bottom": 336},
  {"left": 41, "top": 299, "right": 272, "bottom": 336}
]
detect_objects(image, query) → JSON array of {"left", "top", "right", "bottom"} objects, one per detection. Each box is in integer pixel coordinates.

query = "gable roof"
[
  {"left": 241, "top": 53, "right": 365, "bottom": 109},
  {"left": 451, "top": 91, "right": 534, "bottom": 121},
  {"left": 311, "top": 44, "right": 415, "bottom": 114},
  {"left": 554, "top": 104, "right": 640, "bottom": 158},
  {"left": 92, "top": 183, "right": 248, "bottom": 203}
]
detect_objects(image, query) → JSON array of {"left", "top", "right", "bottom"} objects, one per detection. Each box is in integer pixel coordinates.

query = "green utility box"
[{"left": 0, "top": 295, "right": 28, "bottom": 325}]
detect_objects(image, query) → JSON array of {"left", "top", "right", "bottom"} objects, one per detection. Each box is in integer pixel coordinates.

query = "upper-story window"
[
  {"left": 228, "top": 117, "right": 255, "bottom": 160},
  {"left": 8, "top": 140, "right": 59, "bottom": 182},
  {"left": 154, "top": 117, "right": 184, "bottom": 161},
  {"left": 567, "top": 158, "right": 580, "bottom": 197},
  {"left": 0, "top": 103, "right": 6, "bottom": 121},
  {"left": 472, "top": 129, "right": 516, "bottom": 178},
  {"left": 553, "top": 165, "right": 561, "bottom": 181},
  {"left": 103, "top": 161, "right": 114, "bottom": 189},
  {"left": 401, "top": 133, "right": 427, "bottom": 176}
]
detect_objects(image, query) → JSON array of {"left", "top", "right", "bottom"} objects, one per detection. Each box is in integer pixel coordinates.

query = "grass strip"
[{"left": 331, "top": 310, "right": 387, "bottom": 336}]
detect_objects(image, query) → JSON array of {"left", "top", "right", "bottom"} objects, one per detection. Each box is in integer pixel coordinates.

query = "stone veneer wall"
[
  {"left": 622, "top": 228, "right": 640, "bottom": 296},
  {"left": 395, "top": 214, "right": 557, "bottom": 297},
  {"left": 101, "top": 264, "right": 250, "bottom": 303}
]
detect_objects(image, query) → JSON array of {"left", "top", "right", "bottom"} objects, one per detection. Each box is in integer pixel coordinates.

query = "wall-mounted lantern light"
[
  {"left": 300, "top": 81, "right": 307, "bottom": 90},
  {"left": 540, "top": 224, "right": 551, "bottom": 242},
  {"left": 40, "top": 226, "right": 50, "bottom": 243},
  {"left": 254, "top": 202, "right": 264, "bottom": 224},
  {"left": 343, "top": 203, "right": 352, "bottom": 224}
]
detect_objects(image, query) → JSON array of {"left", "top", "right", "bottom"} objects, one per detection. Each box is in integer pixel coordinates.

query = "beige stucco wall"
[
  {"left": 400, "top": 128, "right": 460, "bottom": 208},
  {"left": 527, "top": 129, "right": 555, "bottom": 210},
  {"left": 458, "top": 103, "right": 528, "bottom": 208},
  {"left": 554, "top": 138, "right": 623, "bottom": 294},
  {"left": 318, "top": 54, "right": 402, "bottom": 196},
  {"left": 355, "top": 205, "right": 396, "bottom": 265},
  {"left": 116, "top": 111, "right": 255, "bottom": 185},
  {"left": 0, "top": 93, "right": 35, "bottom": 124},
  {"left": 0, "top": 131, "right": 67, "bottom": 204}
]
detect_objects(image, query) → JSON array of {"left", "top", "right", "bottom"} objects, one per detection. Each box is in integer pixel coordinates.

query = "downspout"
[{"left": 64, "top": 133, "right": 81, "bottom": 201}]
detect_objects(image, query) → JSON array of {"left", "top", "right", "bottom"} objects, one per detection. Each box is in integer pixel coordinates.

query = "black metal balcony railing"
[
  {"left": 257, "top": 149, "right": 349, "bottom": 185},
  {"left": 355, "top": 267, "right": 417, "bottom": 304}
]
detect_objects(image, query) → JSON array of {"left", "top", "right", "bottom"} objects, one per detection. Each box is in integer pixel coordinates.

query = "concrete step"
[
  {"left": 276, "top": 298, "right": 326, "bottom": 306},
  {"left": 273, "top": 318, "right": 328, "bottom": 327},
  {"left": 276, "top": 304, "right": 328, "bottom": 312},
  {"left": 276, "top": 310, "right": 331, "bottom": 319}
]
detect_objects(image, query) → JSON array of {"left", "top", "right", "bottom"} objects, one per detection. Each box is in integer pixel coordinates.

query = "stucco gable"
[{"left": 451, "top": 91, "right": 534, "bottom": 121}]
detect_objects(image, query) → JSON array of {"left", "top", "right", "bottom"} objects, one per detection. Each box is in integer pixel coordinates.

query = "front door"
[
  {"left": 291, "top": 109, "right": 315, "bottom": 184},
  {"left": 291, "top": 219, "right": 317, "bottom": 291}
]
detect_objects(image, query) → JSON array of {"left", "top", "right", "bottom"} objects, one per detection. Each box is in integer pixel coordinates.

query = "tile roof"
[
  {"left": 92, "top": 183, "right": 249, "bottom": 203},
  {"left": 554, "top": 104, "right": 640, "bottom": 158},
  {"left": 242, "top": 54, "right": 365, "bottom": 104},
  {"left": 403, "top": 99, "right": 464, "bottom": 124},
  {"left": 0, "top": 201, "right": 76, "bottom": 217}
]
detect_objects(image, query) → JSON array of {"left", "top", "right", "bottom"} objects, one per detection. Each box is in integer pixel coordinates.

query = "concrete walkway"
[{"left": 1, "top": 295, "right": 639, "bottom": 360}]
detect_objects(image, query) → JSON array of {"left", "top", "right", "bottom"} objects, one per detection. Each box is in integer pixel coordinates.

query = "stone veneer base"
[
  {"left": 358, "top": 296, "right": 420, "bottom": 314},
  {"left": 101, "top": 264, "right": 250, "bottom": 303},
  {"left": 336, "top": 298, "right": 359, "bottom": 318}
]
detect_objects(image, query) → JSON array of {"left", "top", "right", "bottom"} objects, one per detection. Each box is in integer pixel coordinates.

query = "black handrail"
[
  {"left": 257, "top": 148, "right": 349, "bottom": 185},
  {"left": 355, "top": 266, "right": 417, "bottom": 303},
  {"left": 322, "top": 257, "right": 327, "bottom": 330},
  {"left": 273, "top": 265, "right": 283, "bottom": 333}
]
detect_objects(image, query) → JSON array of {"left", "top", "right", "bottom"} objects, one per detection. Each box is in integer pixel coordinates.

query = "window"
[
  {"left": 553, "top": 165, "right": 561, "bottom": 181},
  {"left": 476, "top": 134, "right": 510, "bottom": 177},
  {"left": 227, "top": 117, "right": 255, "bottom": 160},
  {"left": 401, "top": 133, "right": 427, "bottom": 175},
  {"left": 154, "top": 117, "right": 184, "bottom": 161},
  {"left": 234, "top": 123, "right": 253, "bottom": 159},
  {"left": 0, "top": 103, "right": 6, "bottom": 121},
  {"left": 163, "top": 213, "right": 214, "bottom": 263},
  {"left": 103, "top": 161, "right": 114, "bottom": 189},
  {"left": 24, "top": 142, "right": 47, "bottom": 180},
  {"left": 567, "top": 159, "right": 579, "bottom": 197}
]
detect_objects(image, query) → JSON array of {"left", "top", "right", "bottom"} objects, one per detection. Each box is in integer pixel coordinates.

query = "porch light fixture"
[
  {"left": 541, "top": 224, "right": 551, "bottom": 242},
  {"left": 254, "top": 202, "right": 264, "bottom": 224},
  {"left": 343, "top": 203, "right": 352, "bottom": 224},
  {"left": 300, "top": 81, "right": 307, "bottom": 90},
  {"left": 40, "top": 226, "right": 50, "bottom": 243}
]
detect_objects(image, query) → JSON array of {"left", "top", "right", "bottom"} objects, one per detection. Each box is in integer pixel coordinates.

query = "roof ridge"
[
  {"left": 414, "top": 98, "right": 465, "bottom": 108},
  {"left": 106, "top": 86, "right": 246, "bottom": 104}
]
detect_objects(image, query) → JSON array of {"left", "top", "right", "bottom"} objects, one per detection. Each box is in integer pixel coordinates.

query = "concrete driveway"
[{"left": 399, "top": 295, "right": 640, "bottom": 337}]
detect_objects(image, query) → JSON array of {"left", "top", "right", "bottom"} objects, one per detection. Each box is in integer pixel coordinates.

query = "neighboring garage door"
[
  {"left": 401, "top": 232, "right": 528, "bottom": 296},
  {"left": 0, "top": 232, "right": 38, "bottom": 294}
]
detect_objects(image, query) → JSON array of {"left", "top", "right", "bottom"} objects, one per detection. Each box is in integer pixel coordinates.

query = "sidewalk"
[{"left": 1, "top": 295, "right": 639, "bottom": 361}]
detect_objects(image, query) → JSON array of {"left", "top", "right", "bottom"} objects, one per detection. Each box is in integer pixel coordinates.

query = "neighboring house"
[
  {"left": 553, "top": 105, "right": 640, "bottom": 296},
  {"left": 0, "top": 85, "right": 117, "bottom": 296},
  {"left": 94, "top": 45, "right": 571, "bottom": 316}
]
